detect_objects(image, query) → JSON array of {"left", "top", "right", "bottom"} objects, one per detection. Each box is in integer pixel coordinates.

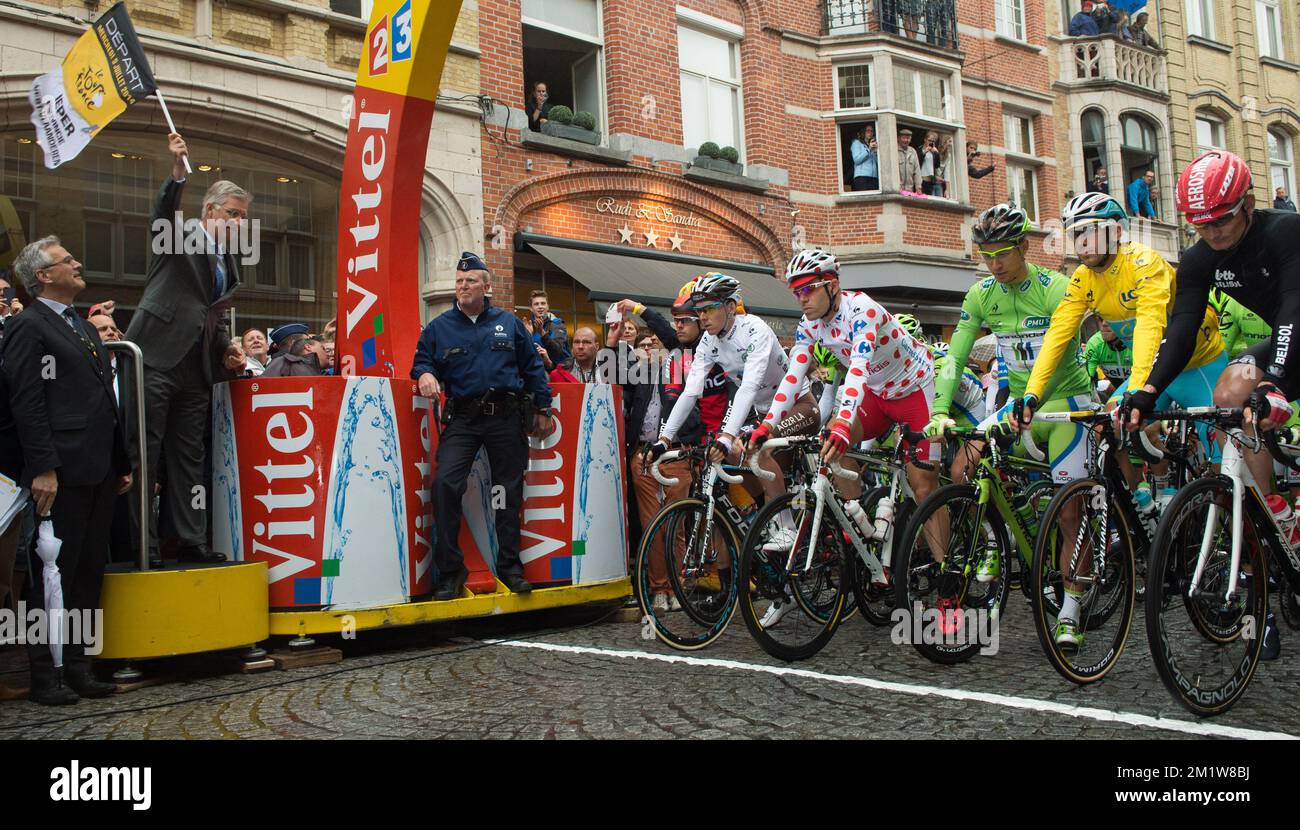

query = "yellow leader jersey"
[{"left": 1026, "top": 241, "right": 1223, "bottom": 399}]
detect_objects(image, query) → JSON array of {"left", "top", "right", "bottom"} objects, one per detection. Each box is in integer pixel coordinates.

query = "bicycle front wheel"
[
  {"left": 635, "top": 497, "right": 740, "bottom": 651},
  {"left": 1030, "top": 477, "right": 1137, "bottom": 685},
  {"left": 894, "top": 484, "right": 1009, "bottom": 664},
  {"left": 1145, "top": 475, "right": 1267, "bottom": 717},
  {"left": 738, "top": 490, "right": 847, "bottom": 661}
]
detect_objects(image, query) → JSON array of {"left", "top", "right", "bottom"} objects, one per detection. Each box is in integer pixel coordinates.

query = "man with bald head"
[{"left": 565, "top": 326, "right": 601, "bottom": 383}]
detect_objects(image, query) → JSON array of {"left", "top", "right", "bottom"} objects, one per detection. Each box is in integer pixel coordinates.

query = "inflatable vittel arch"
[{"left": 211, "top": 0, "right": 628, "bottom": 616}]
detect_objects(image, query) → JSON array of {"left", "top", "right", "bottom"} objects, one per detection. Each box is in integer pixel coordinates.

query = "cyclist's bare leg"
[
  {"left": 1215, "top": 363, "right": 1276, "bottom": 493},
  {"left": 909, "top": 460, "right": 947, "bottom": 562},
  {"left": 1103, "top": 398, "right": 1168, "bottom": 488},
  {"left": 949, "top": 438, "right": 984, "bottom": 484}
]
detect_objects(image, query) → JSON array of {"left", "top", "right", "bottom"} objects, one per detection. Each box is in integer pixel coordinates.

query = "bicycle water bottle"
[
  {"left": 1265, "top": 494, "right": 1300, "bottom": 549},
  {"left": 844, "top": 499, "right": 874, "bottom": 538},
  {"left": 872, "top": 496, "right": 896, "bottom": 541},
  {"left": 1010, "top": 491, "right": 1037, "bottom": 535}
]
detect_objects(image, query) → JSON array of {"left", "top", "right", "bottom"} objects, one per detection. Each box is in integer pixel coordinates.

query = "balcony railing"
[
  {"left": 1061, "top": 35, "right": 1167, "bottom": 94},
  {"left": 824, "top": 0, "right": 959, "bottom": 50}
]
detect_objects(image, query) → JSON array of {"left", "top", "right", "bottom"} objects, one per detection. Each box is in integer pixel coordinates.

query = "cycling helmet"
[
  {"left": 972, "top": 203, "right": 1031, "bottom": 245},
  {"left": 1207, "top": 287, "right": 1230, "bottom": 314},
  {"left": 894, "top": 313, "right": 923, "bottom": 339},
  {"left": 1062, "top": 192, "right": 1129, "bottom": 232},
  {"left": 1177, "top": 150, "right": 1252, "bottom": 224},
  {"left": 690, "top": 271, "right": 741, "bottom": 306},
  {"left": 672, "top": 278, "right": 698, "bottom": 315},
  {"left": 813, "top": 343, "right": 838, "bottom": 371},
  {"left": 785, "top": 248, "right": 840, "bottom": 287}
]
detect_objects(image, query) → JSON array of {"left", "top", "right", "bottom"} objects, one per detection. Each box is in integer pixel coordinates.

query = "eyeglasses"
[
  {"left": 672, "top": 316, "right": 699, "bottom": 325},
  {"left": 976, "top": 245, "right": 1018, "bottom": 260},
  {"left": 693, "top": 301, "right": 723, "bottom": 311},
  {"left": 219, "top": 206, "right": 248, "bottom": 220},
  {"left": 792, "top": 280, "right": 831, "bottom": 298},
  {"left": 1195, "top": 199, "right": 1246, "bottom": 229}
]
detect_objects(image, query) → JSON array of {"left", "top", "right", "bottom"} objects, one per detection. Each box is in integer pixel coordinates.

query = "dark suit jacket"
[
  {"left": 124, "top": 177, "right": 241, "bottom": 385},
  {"left": 604, "top": 307, "right": 703, "bottom": 452},
  {"left": 0, "top": 301, "right": 129, "bottom": 488}
]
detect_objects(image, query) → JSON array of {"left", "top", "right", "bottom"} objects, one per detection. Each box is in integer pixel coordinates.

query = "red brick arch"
[{"left": 493, "top": 168, "right": 787, "bottom": 269}]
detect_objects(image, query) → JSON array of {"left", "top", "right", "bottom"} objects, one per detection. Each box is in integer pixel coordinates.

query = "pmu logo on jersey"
[
  {"left": 1022, "top": 316, "right": 1050, "bottom": 329},
  {"left": 369, "top": 14, "right": 390, "bottom": 75}
]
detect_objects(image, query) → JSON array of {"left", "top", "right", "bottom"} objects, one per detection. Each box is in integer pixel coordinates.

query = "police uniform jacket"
[{"left": 411, "top": 297, "right": 552, "bottom": 408}]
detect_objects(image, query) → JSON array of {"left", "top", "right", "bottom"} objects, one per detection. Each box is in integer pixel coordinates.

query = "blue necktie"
[{"left": 214, "top": 255, "right": 227, "bottom": 301}]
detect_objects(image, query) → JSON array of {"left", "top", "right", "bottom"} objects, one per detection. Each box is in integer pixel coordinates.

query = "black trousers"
[
  {"left": 851, "top": 176, "right": 879, "bottom": 191},
  {"left": 26, "top": 472, "right": 118, "bottom": 685},
  {"left": 435, "top": 412, "right": 528, "bottom": 581},
  {"left": 134, "top": 342, "right": 209, "bottom": 550}
]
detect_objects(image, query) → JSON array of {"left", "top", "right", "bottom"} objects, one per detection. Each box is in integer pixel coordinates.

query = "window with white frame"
[
  {"left": 1004, "top": 112, "right": 1035, "bottom": 156},
  {"left": 522, "top": 0, "right": 606, "bottom": 136},
  {"left": 892, "top": 64, "right": 950, "bottom": 120},
  {"left": 678, "top": 24, "right": 743, "bottom": 154},
  {"left": 1256, "top": 0, "right": 1285, "bottom": 59},
  {"left": 1186, "top": 0, "right": 1216, "bottom": 39},
  {"left": 996, "top": 0, "right": 1026, "bottom": 41},
  {"left": 836, "top": 63, "right": 872, "bottom": 110},
  {"left": 1270, "top": 128, "right": 1295, "bottom": 203},
  {"left": 1195, "top": 113, "right": 1226, "bottom": 155},
  {"left": 1007, "top": 165, "right": 1038, "bottom": 223}
]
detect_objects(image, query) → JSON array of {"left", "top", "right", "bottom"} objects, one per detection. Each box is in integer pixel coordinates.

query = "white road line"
[{"left": 488, "top": 638, "right": 1297, "bottom": 741}]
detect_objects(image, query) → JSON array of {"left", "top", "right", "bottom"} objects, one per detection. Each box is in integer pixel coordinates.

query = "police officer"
[{"left": 412, "top": 252, "right": 555, "bottom": 600}]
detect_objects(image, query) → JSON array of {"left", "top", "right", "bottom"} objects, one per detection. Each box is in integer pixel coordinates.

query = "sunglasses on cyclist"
[
  {"left": 976, "top": 245, "right": 1018, "bottom": 260},
  {"left": 792, "top": 280, "right": 831, "bottom": 298},
  {"left": 672, "top": 315, "right": 699, "bottom": 325}
]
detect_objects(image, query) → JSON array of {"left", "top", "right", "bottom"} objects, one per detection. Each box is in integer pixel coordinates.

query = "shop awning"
[{"left": 528, "top": 243, "right": 801, "bottom": 319}]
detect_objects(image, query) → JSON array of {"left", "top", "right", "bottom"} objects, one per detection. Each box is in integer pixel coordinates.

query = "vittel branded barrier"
[{"left": 213, "top": 377, "right": 628, "bottom": 612}]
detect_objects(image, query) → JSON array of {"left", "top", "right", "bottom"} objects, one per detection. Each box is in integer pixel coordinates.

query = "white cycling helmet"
[{"left": 785, "top": 248, "right": 840, "bottom": 285}]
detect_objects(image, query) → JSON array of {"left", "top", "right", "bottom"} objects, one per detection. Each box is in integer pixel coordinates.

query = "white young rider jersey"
[
  {"left": 764, "top": 289, "right": 933, "bottom": 427},
  {"left": 661, "top": 313, "right": 793, "bottom": 440}
]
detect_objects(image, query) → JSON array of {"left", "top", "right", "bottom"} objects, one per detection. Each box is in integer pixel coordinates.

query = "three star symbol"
[
  {"left": 667, "top": 234, "right": 683, "bottom": 251},
  {"left": 644, "top": 229, "right": 660, "bottom": 248},
  {"left": 617, "top": 224, "right": 634, "bottom": 244}
]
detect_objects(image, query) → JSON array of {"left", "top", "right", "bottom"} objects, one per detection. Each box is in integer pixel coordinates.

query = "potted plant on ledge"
[
  {"left": 541, "top": 106, "right": 602, "bottom": 145},
  {"left": 692, "top": 142, "right": 743, "bottom": 175}
]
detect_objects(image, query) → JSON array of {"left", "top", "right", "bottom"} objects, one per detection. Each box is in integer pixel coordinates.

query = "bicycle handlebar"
[
  {"left": 750, "top": 436, "right": 859, "bottom": 481},
  {"left": 651, "top": 450, "right": 685, "bottom": 487}
]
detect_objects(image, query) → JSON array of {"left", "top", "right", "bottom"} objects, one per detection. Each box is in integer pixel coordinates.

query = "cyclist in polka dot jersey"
[{"left": 752, "top": 248, "right": 939, "bottom": 513}]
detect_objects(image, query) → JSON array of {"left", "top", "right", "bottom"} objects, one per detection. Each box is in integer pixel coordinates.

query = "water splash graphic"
[
  {"left": 211, "top": 386, "right": 242, "bottom": 562},
  {"left": 324, "top": 379, "right": 408, "bottom": 606},
  {"left": 575, "top": 386, "right": 624, "bottom": 584}
]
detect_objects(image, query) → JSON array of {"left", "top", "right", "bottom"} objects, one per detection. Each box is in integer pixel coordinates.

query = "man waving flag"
[{"left": 29, "top": 2, "right": 157, "bottom": 168}]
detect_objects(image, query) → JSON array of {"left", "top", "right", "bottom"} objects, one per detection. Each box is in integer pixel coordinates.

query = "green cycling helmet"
[{"left": 894, "top": 313, "right": 923, "bottom": 339}]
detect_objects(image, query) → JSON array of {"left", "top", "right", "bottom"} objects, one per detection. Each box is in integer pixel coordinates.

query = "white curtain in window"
[
  {"left": 1270, "top": 129, "right": 1295, "bottom": 198},
  {"left": 1256, "top": 0, "right": 1284, "bottom": 59},
  {"left": 522, "top": 0, "right": 600, "bottom": 38}
]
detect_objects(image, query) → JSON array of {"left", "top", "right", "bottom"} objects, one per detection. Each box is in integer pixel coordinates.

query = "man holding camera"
[{"left": 412, "top": 253, "right": 555, "bottom": 601}]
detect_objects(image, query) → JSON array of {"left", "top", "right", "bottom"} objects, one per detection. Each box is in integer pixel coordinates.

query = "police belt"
[{"left": 447, "top": 391, "right": 523, "bottom": 418}]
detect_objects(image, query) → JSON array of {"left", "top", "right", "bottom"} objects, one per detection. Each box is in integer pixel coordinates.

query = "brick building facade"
[{"left": 477, "top": 0, "right": 1062, "bottom": 337}]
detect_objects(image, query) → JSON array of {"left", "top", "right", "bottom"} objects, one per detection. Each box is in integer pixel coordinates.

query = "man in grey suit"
[{"left": 126, "top": 133, "right": 247, "bottom": 563}]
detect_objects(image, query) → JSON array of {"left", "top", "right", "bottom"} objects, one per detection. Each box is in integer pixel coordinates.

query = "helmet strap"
[{"left": 821, "top": 282, "right": 840, "bottom": 321}]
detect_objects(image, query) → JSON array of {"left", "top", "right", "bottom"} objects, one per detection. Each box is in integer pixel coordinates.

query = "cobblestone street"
[{"left": 2, "top": 597, "right": 1297, "bottom": 739}]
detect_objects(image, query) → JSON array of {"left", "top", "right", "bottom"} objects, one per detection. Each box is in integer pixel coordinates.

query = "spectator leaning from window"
[
  {"left": 125, "top": 131, "right": 246, "bottom": 565},
  {"left": 1276, "top": 187, "right": 1297, "bottom": 212},
  {"left": 1126, "top": 169, "right": 1157, "bottom": 219},
  {"left": 1115, "top": 11, "right": 1134, "bottom": 40},
  {"left": 411, "top": 252, "right": 554, "bottom": 600},
  {"left": 1130, "top": 12, "right": 1156, "bottom": 47},
  {"left": 262, "top": 323, "right": 326, "bottom": 377},
  {"left": 850, "top": 124, "right": 879, "bottom": 191},
  {"left": 525, "top": 81, "right": 552, "bottom": 133},
  {"left": 897, "top": 127, "right": 923, "bottom": 193},
  {"left": 920, "top": 131, "right": 952, "bottom": 197},
  {"left": 967, "top": 141, "right": 995, "bottom": 180},
  {"left": 1089, "top": 165, "right": 1110, "bottom": 194},
  {"left": 1069, "top": 0, "right": 1100, "bottom": 36},
  {"left": 1, "top": 237, "right": 131, "bottom": 705},
  {"left": 1092, "top": 0, "right": 1118, "bottom": 33},
  {"left": 240, "top": 327, "right": 269, "bottom": 376}
]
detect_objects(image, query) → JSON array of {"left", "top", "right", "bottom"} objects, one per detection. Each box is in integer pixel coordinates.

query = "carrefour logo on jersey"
[{"left": 368, "top": 0, "right": 414, "bottom": 76}]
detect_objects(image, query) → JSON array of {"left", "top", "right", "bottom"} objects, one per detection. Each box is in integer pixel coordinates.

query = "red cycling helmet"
[{"left": 1176, "top": 150, "right": 1253, "bottom": 224}]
